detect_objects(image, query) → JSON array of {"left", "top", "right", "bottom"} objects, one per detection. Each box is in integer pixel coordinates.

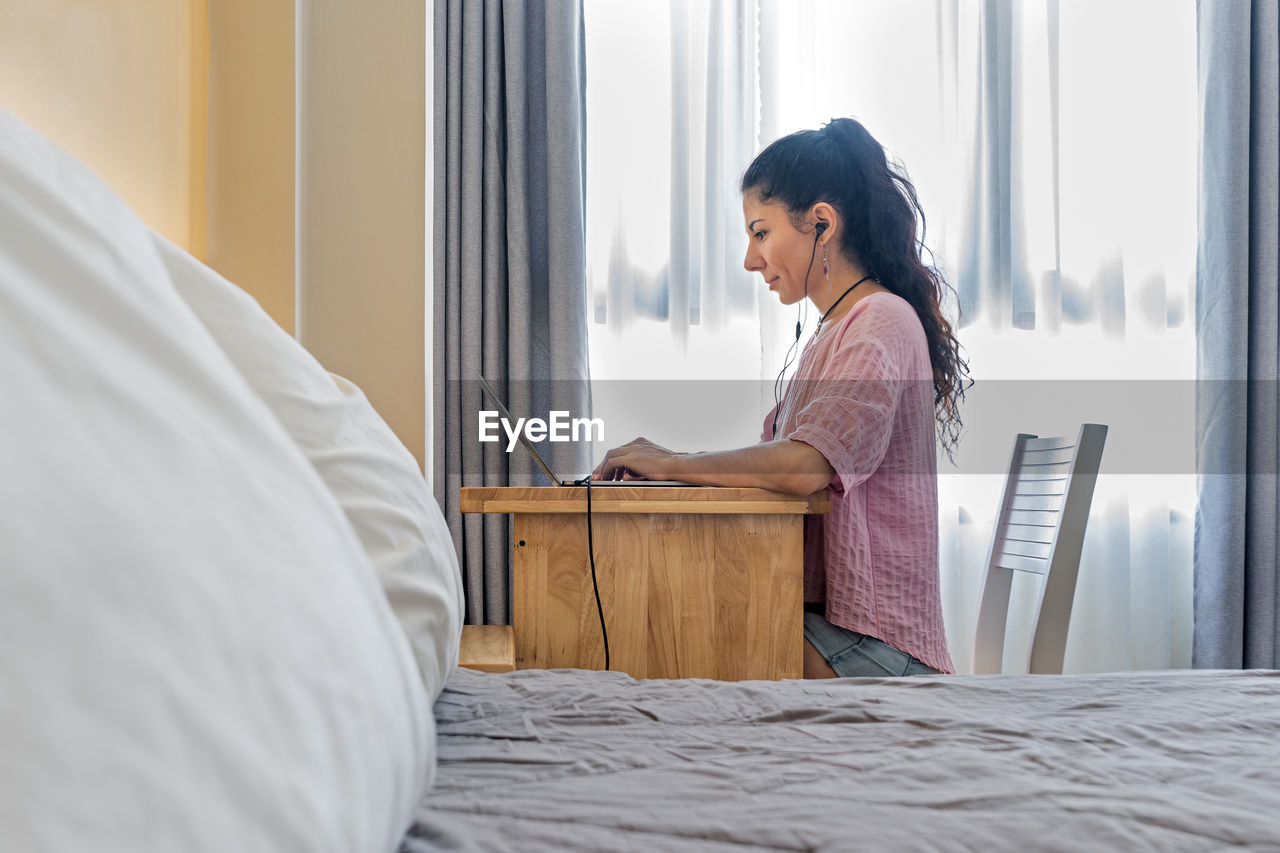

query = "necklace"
[{"left": 816, "top": 275, "right": 874, "bottom": 333}]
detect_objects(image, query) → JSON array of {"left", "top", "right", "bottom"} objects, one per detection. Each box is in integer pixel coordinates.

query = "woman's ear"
[{"left": 809, "top": 202, "right": 839, "bottom": 245}]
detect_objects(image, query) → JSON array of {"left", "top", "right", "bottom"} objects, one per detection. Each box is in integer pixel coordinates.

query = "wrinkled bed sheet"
[{"left": 405, "top": 667, "right": 1280, "bottom": 851}]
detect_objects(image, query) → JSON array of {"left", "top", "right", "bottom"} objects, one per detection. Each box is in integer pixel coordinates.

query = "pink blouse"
[{"left": 763, "top": 292, "right": 954, "bottom": 673}]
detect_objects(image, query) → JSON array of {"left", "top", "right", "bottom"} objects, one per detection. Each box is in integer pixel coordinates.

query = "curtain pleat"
[
  {"left": 434, "top": 0, "right": 590, "bottom": 625},
  {"left": 1194, "top": 0, "right": 1280, "bottom": 669}
]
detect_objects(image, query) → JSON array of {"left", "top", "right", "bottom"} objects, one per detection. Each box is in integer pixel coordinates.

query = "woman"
[{"left": 592, "top": 118, "right": 969, "bottom": 678}]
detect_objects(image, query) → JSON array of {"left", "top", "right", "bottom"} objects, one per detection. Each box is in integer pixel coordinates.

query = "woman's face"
[{"left": 741, "top": 192, "right": 821, "bottom": 306}]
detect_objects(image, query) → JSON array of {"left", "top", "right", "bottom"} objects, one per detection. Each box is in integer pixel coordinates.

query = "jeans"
[{"left": 803, "top": 609, "right": 940, "bottom": 677}]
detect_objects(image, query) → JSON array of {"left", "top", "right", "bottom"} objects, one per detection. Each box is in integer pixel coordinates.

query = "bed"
[
  {"left": 408, "top": 668, "right": 1280, "bottom": 851},
  {"left": 5, "top": 106, "right": 1280, "bottom": 853}
]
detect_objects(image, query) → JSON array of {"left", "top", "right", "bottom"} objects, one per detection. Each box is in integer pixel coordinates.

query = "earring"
[{"left": 822, "top": 246, "right": 830, "bottom": 285}]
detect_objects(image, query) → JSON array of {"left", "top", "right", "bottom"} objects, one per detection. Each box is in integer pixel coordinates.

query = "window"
[{"left": 584, "top": 0, "right": 1196, "bottom": 672}]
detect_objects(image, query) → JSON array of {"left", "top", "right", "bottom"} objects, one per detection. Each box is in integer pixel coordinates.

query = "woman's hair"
[{"left": 741, "top": 117, "right": 970, "bottom": 454}]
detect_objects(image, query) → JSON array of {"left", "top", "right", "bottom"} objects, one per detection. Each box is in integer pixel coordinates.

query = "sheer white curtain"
[
  {"left": 584, "top": 0, "right": 771, "bottom": 452},
  {"left": 585, "top": 0, "right": 1196, "bottom": 672},
  {"left": 584, "top": 0, "right": 758, "bottom": 334}
]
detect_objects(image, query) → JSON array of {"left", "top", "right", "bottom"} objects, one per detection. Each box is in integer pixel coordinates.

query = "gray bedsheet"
[{"left": 405, "top": 667, "right": 1280, "bottom": 851}]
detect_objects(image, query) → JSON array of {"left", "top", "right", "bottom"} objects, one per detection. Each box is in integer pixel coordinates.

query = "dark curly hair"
[{"left": 741, "top": 117, "right": 970, "bottom": 454}]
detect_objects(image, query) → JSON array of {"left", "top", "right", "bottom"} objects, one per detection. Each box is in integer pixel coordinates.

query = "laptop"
[{"left": 476, "top": 372, "right": 701, "bottom": 487}]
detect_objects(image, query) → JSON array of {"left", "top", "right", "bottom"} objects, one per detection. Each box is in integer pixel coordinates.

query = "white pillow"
[
  {"left": 153, "top": 232, "right": 463, "bottom": 701},
  {"left": 0, "top": 111, "right": 430, "bottom": 851}
]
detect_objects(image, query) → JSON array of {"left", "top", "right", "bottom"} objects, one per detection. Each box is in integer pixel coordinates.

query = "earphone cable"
[
  {"left": 573, "top": 475, "right": 610, "bottom": 671},
  {"left": 771, "top": 234, "right": 822, "bottom": 438}
]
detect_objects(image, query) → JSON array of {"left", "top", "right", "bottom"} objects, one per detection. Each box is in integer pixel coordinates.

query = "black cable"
[
  {"left": 574, "top": 475, "right": 610, "bottom": 670},
  {"left": 771, "top": 235, "right": 823, "bottom": 438},
  {"left": 818, "top": 274, "right": 874, "bottom": 330},
  {"left": 770, "top": 327, "right": 802, "bottom": 438}
]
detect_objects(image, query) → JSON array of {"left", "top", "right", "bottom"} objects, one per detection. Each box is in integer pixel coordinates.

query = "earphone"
[{"left": 770, "top": 220, "right": 827, "bottom": 438}]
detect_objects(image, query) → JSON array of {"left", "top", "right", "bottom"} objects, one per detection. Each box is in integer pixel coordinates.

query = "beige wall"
[
  {"left": 0, "top": 0, "right": 295, "bottom": 336},
  {"left": 0, "top": 0, "right": 209, "bottom": 256},
  {"left": 0, "top": 0, "right": 426, "bottom": 468},
  {"left": 207, "top": 0, "right": 296, "bottom": 334},
  {"left": 297, "top": 0, "right": 427, "bottom": 467}
]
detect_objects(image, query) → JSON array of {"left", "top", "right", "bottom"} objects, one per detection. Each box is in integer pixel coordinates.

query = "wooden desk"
[{"left": 460, "top": 486, "right": 829, "bottom": 681}]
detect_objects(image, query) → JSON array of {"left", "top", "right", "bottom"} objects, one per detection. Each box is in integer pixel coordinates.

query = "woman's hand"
[
  {"left": 592, "top": 437, "right": 833, "bottom": 494},
  {"left": 592, "top": 437, "right": 684, "bottom": 482}
]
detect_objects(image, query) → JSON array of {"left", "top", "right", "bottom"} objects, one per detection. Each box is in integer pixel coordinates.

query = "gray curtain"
[
  {"left": 433, "top": 0, "right": 591, "bottom": 625},
  {"left": 1194, "top": 0, "right": 1280, "bottom": 669}
]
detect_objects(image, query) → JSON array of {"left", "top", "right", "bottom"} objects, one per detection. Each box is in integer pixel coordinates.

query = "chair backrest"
[{"left": 971, "top": 423, "right": 1108, "bottom": 675}]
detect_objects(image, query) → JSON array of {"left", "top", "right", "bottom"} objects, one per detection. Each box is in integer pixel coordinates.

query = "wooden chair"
[{"left": 971, "top": 424, "right": 1108, "bottom": 674}]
